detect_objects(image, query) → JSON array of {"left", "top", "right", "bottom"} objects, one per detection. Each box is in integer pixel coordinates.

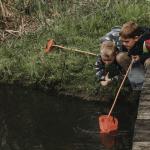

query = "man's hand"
[
  {"left": 132, "top": 55, "right": 140, "bottom": 62},
  {"left": 100, "top": 73, "right": 112, "bottom": 86}
]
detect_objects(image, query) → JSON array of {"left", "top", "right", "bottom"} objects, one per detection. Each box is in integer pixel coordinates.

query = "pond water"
[{"left": 0, "top": 84, "right": 139, "bottom": 150}]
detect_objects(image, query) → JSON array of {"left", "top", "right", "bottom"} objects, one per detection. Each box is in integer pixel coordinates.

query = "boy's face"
[
  {"left": 101, "top": 54, "right": 115, "bottom": 65},
  {"left": 120, "top": 36, "right": 139, "bottom": 50}
]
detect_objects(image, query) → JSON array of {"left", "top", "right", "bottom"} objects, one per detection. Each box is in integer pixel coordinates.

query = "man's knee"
[
  {"left": 116, "top": 52, "right": 131, "bottom": 71},
  {"left": 144, "top": 58, "right": 150, "bottom": 69},
  {"left": 116, "top": 52, "right": 130, "bottom": 62}
]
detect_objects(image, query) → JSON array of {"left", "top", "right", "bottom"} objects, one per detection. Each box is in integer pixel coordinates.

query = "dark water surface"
[{"left": 0, "top": 84, "right": 138, "bottom": 150}]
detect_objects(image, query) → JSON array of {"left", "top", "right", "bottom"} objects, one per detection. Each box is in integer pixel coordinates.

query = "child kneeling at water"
[{"left": 95, "top": 41, "right": 123, "bottom": 86}]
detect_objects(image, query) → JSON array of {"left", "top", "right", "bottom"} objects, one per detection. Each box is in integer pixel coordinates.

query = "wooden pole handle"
[
  {"left": 108, "top": 59, "right": 134, "bottom": 117},
  {"left": 53, "top": 44, "right": 97, "bottom": 56}
]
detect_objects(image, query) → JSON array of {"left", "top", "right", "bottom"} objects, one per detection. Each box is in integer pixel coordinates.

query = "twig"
[
  {"left": 5, "top": 29, "right": 19, "bottom": 33},
  {"left": 5, "top": 30, "right": 19, "bottom": 37},
  {"left": 0, "top": 0, "right": 5, "bottom": 17},
  {"left": 105, "top": 0, "right": 111, "bottom": 8},
  {"left": 19, "top": 18, "right": 24, "bottom": 36}
]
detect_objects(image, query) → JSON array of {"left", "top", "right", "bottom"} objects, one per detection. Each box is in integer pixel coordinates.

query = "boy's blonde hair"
[
  {"left": 119, "top": 21, "right": 141, "bottom": 39},
  {"left": 100, "top": 41, "right": 117, "bottom": 57}
]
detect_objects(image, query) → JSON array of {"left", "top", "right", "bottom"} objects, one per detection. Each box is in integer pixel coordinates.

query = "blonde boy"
[{"left": 95, "top": 41, "right": 122, "bottom": 86}]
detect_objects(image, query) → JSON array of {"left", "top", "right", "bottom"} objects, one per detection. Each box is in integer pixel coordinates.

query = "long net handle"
[
  {"left": 53, "top": 44, "right": 97, "bottom": 56},
  {"left": 108, "top": 59, "right": 134, "bottom": 117}
]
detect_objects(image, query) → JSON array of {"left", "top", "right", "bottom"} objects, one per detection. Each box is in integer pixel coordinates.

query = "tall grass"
[{"left": 0, "top": 0, "right": 150, "bottom": 98}]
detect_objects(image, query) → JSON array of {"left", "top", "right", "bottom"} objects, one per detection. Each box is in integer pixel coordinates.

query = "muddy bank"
[{"left": 0, "top": 81, "right": 137, "bottom": 103}]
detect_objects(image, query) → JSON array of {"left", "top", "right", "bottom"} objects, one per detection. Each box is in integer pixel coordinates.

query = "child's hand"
[
  {"left": 105, "top": 72, "right": 111, "bottom": 82},
  {"left": 100, "top": 73, "right": 112, "bottom": 86},
  {"left": 132, "top": 55, "right": 140, "bottom": 62},
  {"left": 100, "top": 80, "right": 110, "bottom": 86}
]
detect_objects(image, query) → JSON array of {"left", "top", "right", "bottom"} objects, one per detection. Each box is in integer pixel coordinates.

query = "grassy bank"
[{"left": 0, "top": 0, "right": 150, "bottom": 99}]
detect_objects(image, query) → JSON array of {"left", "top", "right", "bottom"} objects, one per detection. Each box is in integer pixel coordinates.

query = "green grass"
[{"left": 0, "top": 0, "right": 150, "bottom": 98}]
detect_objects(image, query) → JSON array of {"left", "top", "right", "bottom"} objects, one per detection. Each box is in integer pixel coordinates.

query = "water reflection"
[{"left": 0, "top": 84, "right": 138, "bottom": 150}]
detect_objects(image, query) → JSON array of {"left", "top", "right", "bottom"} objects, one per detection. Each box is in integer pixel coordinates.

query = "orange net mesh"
[
  {"left": 45, "top": 39, "right": 55, "bottom": 53},
  {"left": 99, "top": 115, "right": 118, "bottom": 133}
]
